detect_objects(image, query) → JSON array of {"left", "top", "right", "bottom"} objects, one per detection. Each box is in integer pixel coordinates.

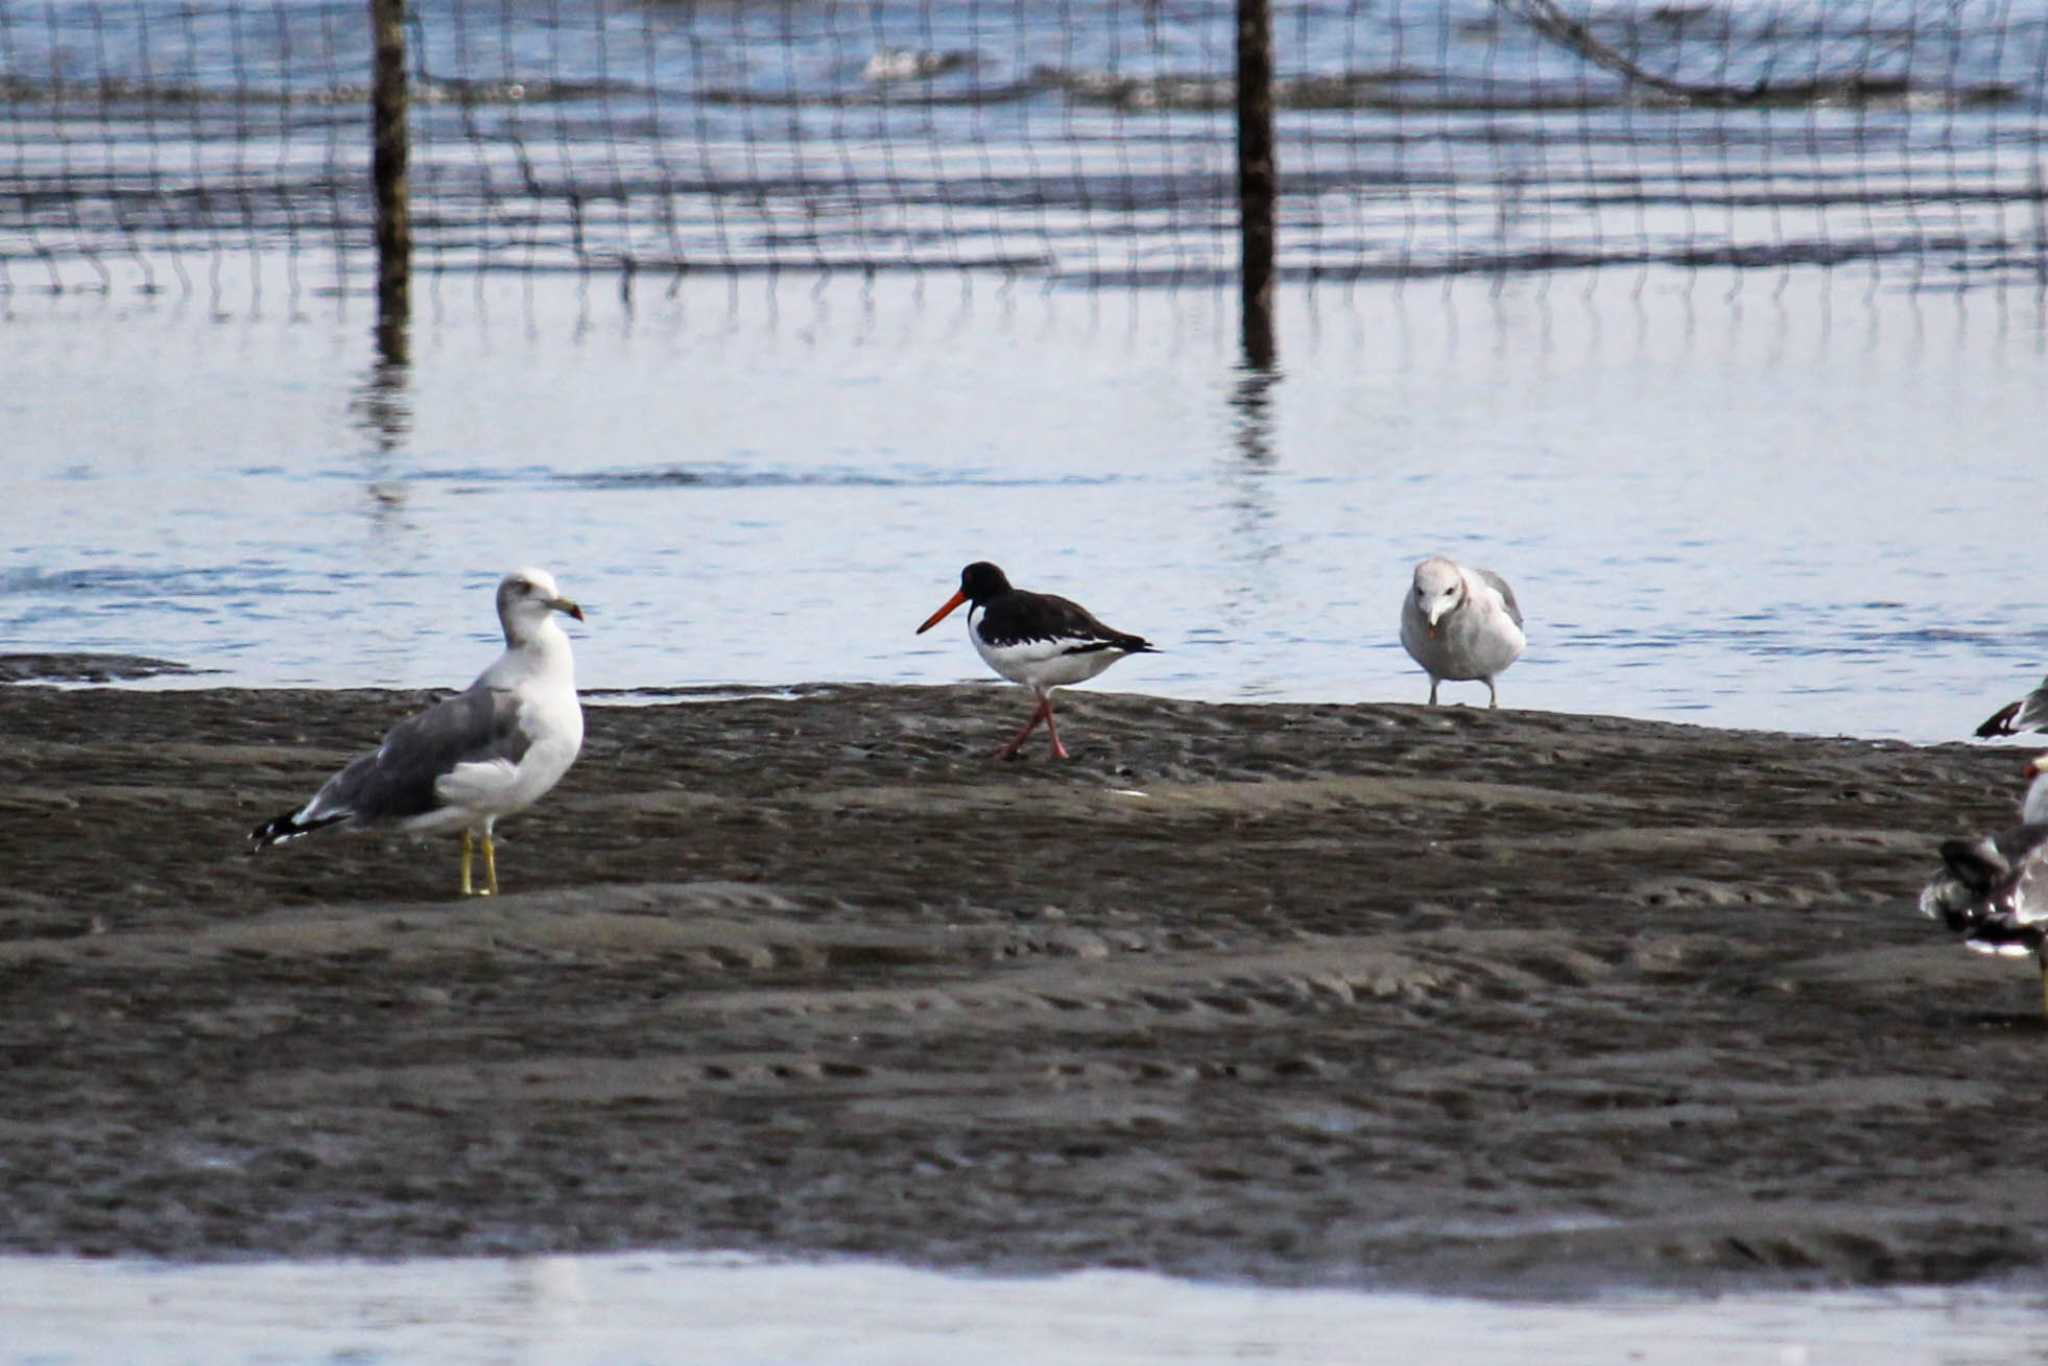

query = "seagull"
[
  {"left": 1918, "top": 752, "right": 2048, "bottom": 1014},
  {"left": 1399, "top": 555, "right": 1525, "bottom": 707},
  {"left": 1977, "top": 674, "right": 2048, "bottom": 739},
  {"left": 250, "top": 568, "right": 586, "bottom": 898},
  {"left": 915, "top": 561, "right": 1157, "bottom": 760}
]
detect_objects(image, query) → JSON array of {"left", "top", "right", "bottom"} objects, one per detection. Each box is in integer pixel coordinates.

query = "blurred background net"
[{"left": 4, "top": 0, "right": 2046, "bottom": 297}]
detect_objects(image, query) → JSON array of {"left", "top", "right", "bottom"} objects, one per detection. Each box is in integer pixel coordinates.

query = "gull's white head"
[
  {"left": 1412, "top": 557, "right": 1466, "bottom": 633},
  {"left": 496, "top": 567, "right": 584, "bottom": 644},
  {"left": 2023, "top": 753, "right": 2048, "bottom": 826}
]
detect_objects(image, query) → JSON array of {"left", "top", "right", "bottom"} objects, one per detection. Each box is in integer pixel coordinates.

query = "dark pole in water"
[
  {"left": 370, "top": 0, "right": 411, "bottom": 362},
  {"left": 1235, "top": 0, "right": 1276, "bottom": 370}
]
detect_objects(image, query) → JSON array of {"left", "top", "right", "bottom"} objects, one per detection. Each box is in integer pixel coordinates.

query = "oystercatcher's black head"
[
  {"left": 959, "top": 562, "right": 1011, "bottom": 602},
  {"left": 916, "top": 561, "right": 1013, "bottom": 634}
]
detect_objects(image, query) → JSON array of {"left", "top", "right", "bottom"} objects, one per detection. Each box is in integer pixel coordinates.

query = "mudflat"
[{"left": 1, "top": 675, "right": 2042, "bottom": 1294}]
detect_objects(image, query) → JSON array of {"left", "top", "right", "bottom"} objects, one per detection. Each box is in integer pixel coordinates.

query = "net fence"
[{"left": 4, "top": 0, "right": 2046, "bottom": 296}]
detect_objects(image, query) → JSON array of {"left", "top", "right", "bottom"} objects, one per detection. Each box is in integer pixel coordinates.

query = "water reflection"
[
  {"left": 1228, "top": 364, "right": 1278, "bottom": 468},
  {"left": 353, "top": 314, "right": 413, "bottom": 518},
  {"left": 1215, "top": 364, "right": 1283, "bottom": 693}
]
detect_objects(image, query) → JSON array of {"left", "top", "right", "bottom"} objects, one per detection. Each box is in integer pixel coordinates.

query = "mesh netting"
[{"left": 4, "top": 0, "right": 2045, "bottom": 295}]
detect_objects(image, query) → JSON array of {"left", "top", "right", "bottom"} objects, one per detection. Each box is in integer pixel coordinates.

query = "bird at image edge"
[
  {"left": 1977, "top": 673, "right": 2048, "bottom": 739},
  {"left": 916, "top": 561, "right": 1157, "bottom": 761},
  {"left": 249, "top": 568, "right": 585, "bottom": 897},
  {"left": 1919, "top": 751, "right": 2048, "bottom": 1014}
]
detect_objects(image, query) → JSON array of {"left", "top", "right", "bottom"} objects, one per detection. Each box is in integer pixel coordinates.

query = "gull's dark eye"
[{"left": 1443, "top": 587, "right": 1456, "bottom": 596}]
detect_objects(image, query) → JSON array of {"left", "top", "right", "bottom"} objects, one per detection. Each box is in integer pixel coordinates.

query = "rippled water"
[
  {"left": 7, "top": 1252, "right": 2048, "bottom": 1365},
  {"left": 4, "top": 264, "right": 2046, "bottom": 743}
]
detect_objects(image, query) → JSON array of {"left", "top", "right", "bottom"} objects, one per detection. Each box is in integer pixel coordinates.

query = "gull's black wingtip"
[
  {"left": 249, "top": 810, "right": 348, "bottom": 853},
  {"left": 249, "top": 812, "right": 294, "bottom": 854},
  {"left": 1977, "top": 701, "right": 2023, "bottom": 739}
]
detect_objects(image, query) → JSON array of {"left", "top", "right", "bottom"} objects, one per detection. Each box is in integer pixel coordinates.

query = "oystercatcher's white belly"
[{"left": 970, "top": 610, "right": 1126, "bottom": 691}]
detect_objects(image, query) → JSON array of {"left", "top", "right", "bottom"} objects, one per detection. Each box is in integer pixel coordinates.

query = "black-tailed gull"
[
  {"left": 915, "top": 561, "right": 1157, "bottom": 760},
  {"left": 1918, "top": 752, "right": 2048, "bottom": 1013},
  {"left": 1399, "top": 555, "right": 1525, "bottom": 708},
  {"left": 250, "top": 568, "right": 586, "bottom": 897},
  {"left": 1977, "top": 674, "right": 2048, "bottom": 739}
]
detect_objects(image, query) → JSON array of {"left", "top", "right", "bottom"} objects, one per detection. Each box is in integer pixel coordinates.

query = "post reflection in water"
[
  {"left": 1216, "top": 363, "right": 1284, "bottom": 695},
  {"left": 1229, "top": 363, "right": 1278, "bottom": 468},
  {"left": 353, "top": 311, "right": 413, "bottom": 520}
]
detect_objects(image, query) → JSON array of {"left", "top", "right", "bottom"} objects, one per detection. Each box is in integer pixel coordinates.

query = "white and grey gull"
[
  {"left": 1399, "top": 555, "right": 1525, "bottom": 708},
  {"left": 1918, "top": 751, "right": 2048, "bottom": 1014},
  {"left": 249, "top": 568, "right": 586, "bottom": 897}
]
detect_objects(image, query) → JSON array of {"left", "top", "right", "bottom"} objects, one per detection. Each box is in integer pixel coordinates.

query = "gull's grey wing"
[
  {"left": 1475, "top": 569, "right": 1523, "bottom": 629},
  {"left": 1962, "top": 837, "right": 2048, "bottom": 956},
  {"left": 2013, "top": 841, "right": 2048, "bottom": 929},
  {"left": 305, "top": 685, "right": 532, "bottom": 826},
  {"left": 1977, "top": 674, "right": 2048, "bottom": 739}
]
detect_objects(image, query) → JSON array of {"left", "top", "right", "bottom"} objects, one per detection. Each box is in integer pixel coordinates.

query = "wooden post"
[
  {"left": 1235, "top": 0, "right": 1276, "bottom": 369},
  {"left": 370, "top": 0, "right": 411, "bottom": 344}
]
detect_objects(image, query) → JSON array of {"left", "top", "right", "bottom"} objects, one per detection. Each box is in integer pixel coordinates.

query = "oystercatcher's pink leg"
[
  {"left": 1042, "top": 695, "right": 1070, "bottom": 760},
  {"left": 995, "top": 697, "right": 1050, "bottom": 760}
]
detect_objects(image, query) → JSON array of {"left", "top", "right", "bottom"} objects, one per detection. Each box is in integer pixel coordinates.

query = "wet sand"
[{"left": 2, "top": 673, "right": 2043, "bottom": 1295}]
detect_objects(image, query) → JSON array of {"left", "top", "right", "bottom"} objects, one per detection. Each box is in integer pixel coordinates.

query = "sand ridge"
[{"left": 0, "top": 679, "right": 2040, "bottom": 1293}]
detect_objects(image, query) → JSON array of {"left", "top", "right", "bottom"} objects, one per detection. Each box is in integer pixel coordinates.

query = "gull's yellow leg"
[
  {"left": 482, "top": 831, "right": 500, "bottom": 897},
  {"left": 460, "top": 829, "right": 476, "bottom": 897}
]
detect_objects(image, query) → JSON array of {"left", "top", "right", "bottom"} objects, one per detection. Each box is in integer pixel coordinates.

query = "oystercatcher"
[
  {"left": 916, "top": 561, "right": 1157, "bottom": 760},
  {"left": 250, "top": 568, "right": 586, "bottom": 897},
  {"left": 1399, "top": 555, "right": 1525, "bottom": 708},
  {"left": 1918, "top": 752, "right": 2048, "bottom": 1014}
]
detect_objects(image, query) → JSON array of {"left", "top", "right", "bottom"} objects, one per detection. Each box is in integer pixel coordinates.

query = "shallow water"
[
  {"left": 5, "top": 1252, "right": 2047, "bottom": 1365},
  {"left": 3, "top": 264, "right": 2045, "bottom": 743}
]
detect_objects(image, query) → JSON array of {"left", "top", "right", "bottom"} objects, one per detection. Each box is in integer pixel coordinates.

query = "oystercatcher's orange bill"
[{"left": 916, "top": 588, "right": 969, "bottom": 635}]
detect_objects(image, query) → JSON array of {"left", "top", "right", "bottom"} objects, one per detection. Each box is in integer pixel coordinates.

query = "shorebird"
[
  {"left": 1918, "top": 752, "right": 2048, "bottom": 1014},
  {"left": 250, "top": 568, "right": 586, "bottom": 897},
  {"left": 1399, "top": 555, "right": 1525, "bottom": 708},
  {"left": 916, "top": 561, "right": 1157, "bottom": 760},
  {"left": 1977, "top": 673, "right": 2048, "bottom": 739}
]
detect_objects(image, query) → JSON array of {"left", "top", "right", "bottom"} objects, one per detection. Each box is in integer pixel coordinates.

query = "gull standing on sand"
[
  {"left": 916, "top": 561, "right": 1157, "bottom": 760},
  {"left": 1977, "top": 673, "right": 2048, "bottom": 739},
  {"left": 1399, "top": 555, "right": 1525, "bottom": 708},
  {"left": 1918, "top": 752, "right": 2048, "bottom": 1014},
  {"left": 249, "top": 569, "right": 586, "bottom": 897}
]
